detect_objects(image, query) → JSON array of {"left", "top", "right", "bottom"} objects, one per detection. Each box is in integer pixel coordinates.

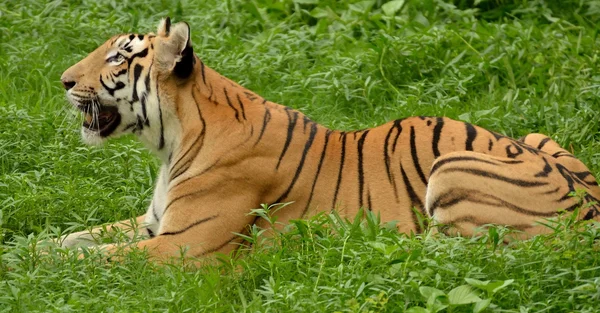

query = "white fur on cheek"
[{"left": 81, "top": 128, "right": 106, "bottom": 146}]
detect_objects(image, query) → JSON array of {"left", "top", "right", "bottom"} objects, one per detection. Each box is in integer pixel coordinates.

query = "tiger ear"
[
  {"left": 157, "top": 17, "right": 172, "bottom": 36},
  {"left": 155, "top": 18, "right": 195, "bottom": 78}
]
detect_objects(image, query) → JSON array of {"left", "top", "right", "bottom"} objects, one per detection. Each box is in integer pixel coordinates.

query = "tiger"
[{"left": 58, "top": 18, "right": 600, "bottom": 261}]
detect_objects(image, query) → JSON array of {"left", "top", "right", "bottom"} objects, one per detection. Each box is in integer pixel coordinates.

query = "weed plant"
[{"left": 1, "top": 0, "right": 600, "bottom": 311}]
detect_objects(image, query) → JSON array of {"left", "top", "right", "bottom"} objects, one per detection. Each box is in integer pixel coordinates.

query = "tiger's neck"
[
  {"left": 162, "top": 58, "right": 326, "bottom": 184},
  {"left": 160, "top": 59, "right": 265, "bottom": 180}
]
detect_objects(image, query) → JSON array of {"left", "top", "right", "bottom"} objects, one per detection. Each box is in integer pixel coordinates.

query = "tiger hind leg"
[
  {"left": 519, "top": 133, "right": 590, "bottom": 173},
  {"left": 424, "top": 149, "right": 599, "bottom": 239}
]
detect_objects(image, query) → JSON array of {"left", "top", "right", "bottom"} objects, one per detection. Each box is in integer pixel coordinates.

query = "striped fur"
[{"left": 58, "top": 19, "right": 600, "bottom": 261}]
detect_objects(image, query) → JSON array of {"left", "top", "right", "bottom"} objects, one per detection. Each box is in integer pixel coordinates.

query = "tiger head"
[{"left": 60, "top": 18, "right": 195, "bottom": 153}]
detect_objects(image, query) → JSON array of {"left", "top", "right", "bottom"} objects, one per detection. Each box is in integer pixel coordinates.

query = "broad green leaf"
[
  {"left": 473, "top": 299, "right": 492, "bottom": 313},
  {"left": 448, "top": 285, "right": 482, "bottom": 305},
  {"left": 489, "top": 279, "right": 514, "bottom": 294},
  {"left": 419, "top": 286, "right": 446, "bottom": 302},
  {"left": 310, "top": 7, "right": 330, "bottom": 19},
  {"left": 458, "top": 112, "right": 471, "bottom": 123},
  {"left": 474, "top": 107, "right": 499, "bottom": 118},
  {"left": 464, "top": 278, "right": 490, "bottom": 290},
  {"left": 420, "top": 286, "right": 447, "bottom": 310},
  {"left": 349, "top": 0, "right": 375, "bottom": 13},
  {"left": 368, "top": 241, "right": 387, "bottom": 254},
  {"left": 382, "top": 0, "right": 405, "bottom": 16},
  {"left": 465, "top": 278, "right": 514, "bottom": 295}
]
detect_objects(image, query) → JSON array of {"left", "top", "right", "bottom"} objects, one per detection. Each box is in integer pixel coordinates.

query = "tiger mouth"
[{"left": 80, "top": 105, "right": 121, "bottom": 137}]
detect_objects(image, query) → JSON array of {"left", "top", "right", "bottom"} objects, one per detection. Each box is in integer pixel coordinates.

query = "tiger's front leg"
[
  {"left": 59, "top": 215, "right": 149, "bottom": 248},
  {"left": 82, "top": 187, "right": 260, "bottom": 262}
]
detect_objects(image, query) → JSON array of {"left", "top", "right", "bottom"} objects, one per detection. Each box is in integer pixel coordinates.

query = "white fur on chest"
[{"left": 144, "top": 165, "right": 169, "bottom": 234}]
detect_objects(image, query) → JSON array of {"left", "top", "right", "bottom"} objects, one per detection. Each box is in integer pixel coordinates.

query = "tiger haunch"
[{"left": 58, "top": 19, "right": 600, "bottom": 261}]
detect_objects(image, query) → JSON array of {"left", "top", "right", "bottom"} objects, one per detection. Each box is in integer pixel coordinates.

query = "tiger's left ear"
[{"left": 156, "top": 18, "right": 195, "bottom": 78}]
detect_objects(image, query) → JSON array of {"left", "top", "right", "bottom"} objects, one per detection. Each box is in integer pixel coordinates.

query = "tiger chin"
[{"left": 58, "top": 18, "right": 600, "bottom": 262}]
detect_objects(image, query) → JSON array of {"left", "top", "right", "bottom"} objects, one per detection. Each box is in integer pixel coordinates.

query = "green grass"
[{"left": 1, "top": 0, "right": 600, "bottom": 311}]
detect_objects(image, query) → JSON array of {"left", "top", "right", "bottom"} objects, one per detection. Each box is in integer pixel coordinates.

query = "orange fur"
[{"left": 59, "top": 19, "right": 600, "bottom": 262}]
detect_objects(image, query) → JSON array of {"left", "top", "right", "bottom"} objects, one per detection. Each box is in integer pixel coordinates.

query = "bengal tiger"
[{"left": 58, "top": 18, "right": 600, "bottom": 261}]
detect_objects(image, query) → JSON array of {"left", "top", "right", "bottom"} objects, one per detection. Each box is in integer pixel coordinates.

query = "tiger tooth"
[{"left": 85, "top": 114, "right": 93, "bottom": 123}]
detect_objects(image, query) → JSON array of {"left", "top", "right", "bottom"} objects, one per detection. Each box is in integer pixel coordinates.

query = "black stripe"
[
  {"left": 441, "top": 167, "right": 549, "bottom": 187},
  {"left": 534, "top": 157, "right": 553, "bottom": 178},
  {"left": 400, "top": 166, "right": 424, "bottom": 232},
  {"left": 152, "top": 202, "right": 160, "bottom": 222},
  {"left": 142, "top": 63, "right": 152, "bottom": 126},
  {"left": 254, "top": 107, "right": 271, "bottom": 146},
  {"left": 140, "top": 94, "right": 149, "bottom": 125},
  {"left": 574, "top": 171, "right": 598, "bottom": 186},
  {"left": 223, "top": 88, "right": 241, "bottom": 122},
  {"left": 488, "top": 130, "right": 505, "bottom": 140},
  {"left": 147, "top": 228, "right": 155, "bottom": 238},
  {"left": 497, "top": 159, "right": 525, "bottom": 164},
  {"left": 302, "top": 116, "right": 312, "bottom": 133},
  {"left": 157, "top": 67, "right": 165, "bottom": 150},
  {"left": 506, "top": 143, "right": 523, "bottom": 158},
  {"left": 552, "top": 151, "right": 577, "bottom": 159},
  {"left": 465, "top": 123, "right": 477, "bottom": 151},
  {"left": 236, "top": 94, "right": 247, "bottom": 120},
  {"left": 276, "top": 109, "right": 299, "bottom": 170},
  {"left": 99, "top": 74, "right": 124, "bottom": 96},
  {"left": 332, "top": 132, "right": 347, "bottom": 208},
  {"left": 169, "top": 162, "right": 218, "bottom": 192},
  {"left": 410, "top": 126, "right": 428, "bottom": 185},
  {"left": 163, "top": 187, "right": 211, "bottom": 214},
  {"left": 129, "top": 47, "right": 148, "bottom": 62},
  {"left": 274, "top": 123, "right": 318, "bottom": 203},
  {"left": 132, "top": 64, "right": 143, "bottom": 102},
  {"left": 428, "top": 191, "right": 467, "bottom": 216},
  {"left": 583, "top": 209, "right": 596, "bottom": 220},
  {"left": 432, "top": 117, "right": 444, "bottom": 158},
  {"left": 135, "top": 115, "right": 145, "bottom": 132},
  {"left": 391, "top": 119, "right": 403, "bottom": 153},
  {"left": 537, "top": 137, "right": 551, "bottom": 150},
  {"left": 196, "top": 234, "right": 239, "bottom": 257},
  {"left": 157, "top": 100, "right": 165, "bottom": 149},
  {"left": 555, "top": 164, "right": 598, "bottom": 198},
  {"left": 383, "top": 121, "right": 401, "bottom": 201},
  {"left": 430, "top": 188, "right": 557, "bottom": 218},
  {"left": 542, "top": 186, "right": 561, "bottom": 196},
  {"left": 123, "top": 122, "right": 137, "bottom": 132},
  {"left": 169, "top": 134, "right": 203, "bottom": 181},
  {"left": 114, "top": 68, "right": 127, "bottom": 77},
  {"left": 160, "top": 215, "right": 218, "bottom": 236},
  {"left": 303, "top": 130, "right": 332, "bottom": 217},
  {"left": 357, "top": 130, "right": 370, "bottom": 208},
  {"left": 244, "top": 91, "right": 257, "bottom": 101},
  {"left": 200, "top": 61, "right": 206, "bottom": 85},
  {"left": 488, "top": 139, "right": 493, "bottom": 151},
  {"left": 430, "top": 155, "right": 499, "bottom": 176}
]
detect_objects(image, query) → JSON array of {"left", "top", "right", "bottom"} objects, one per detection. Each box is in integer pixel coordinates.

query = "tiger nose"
[{"left": 61, "top": 79, "right": 76, "bottom": 90}]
